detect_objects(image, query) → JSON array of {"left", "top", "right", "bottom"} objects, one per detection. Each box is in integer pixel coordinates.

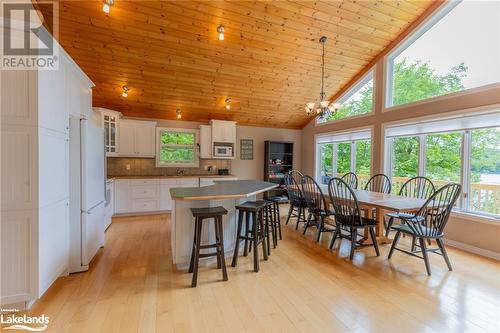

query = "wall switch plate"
[{"left": 126, "top": 164, "right": 131, "bottom": 170}]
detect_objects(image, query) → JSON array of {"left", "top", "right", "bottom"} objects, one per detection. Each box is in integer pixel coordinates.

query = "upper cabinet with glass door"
[{"left": 94, "top": 108, "right": 122, "bottom": 156}]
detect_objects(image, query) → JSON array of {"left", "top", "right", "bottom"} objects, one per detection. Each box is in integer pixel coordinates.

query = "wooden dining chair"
[
  {"left": 364, "top": 173, "right": 392, "bottom": 194},
  {"left": 388, "top": 183, "right": 461, "bottom": 275},
  {"left": 362, "top": 173, "right": 392, "bottom": 218},
  {"left": 289, "top": 170, "right": 303, "bottom": 187},
  {"left": 341, "top": 172, "right": 359, "bottom": 189},
  {"left": 284, "top": 173, "right": 308, "bottom": 230},
  {"left": 328, "top": 177, "right": 380, "bottom": 260},
  {"left": 300, "top": 175, "right": 335, "bottom": 242},
  {"left": 384, "top": 176, "right": 435, "bottom": 237}
]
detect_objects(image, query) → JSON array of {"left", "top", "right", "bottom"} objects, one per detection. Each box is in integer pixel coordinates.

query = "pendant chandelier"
[{"left": 305, "top": 36, "right": 340, "bottom": 120}]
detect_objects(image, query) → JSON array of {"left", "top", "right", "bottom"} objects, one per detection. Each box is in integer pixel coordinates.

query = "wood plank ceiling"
[{"left": 40, "top": 0, "right": 437, "bottom": 129}]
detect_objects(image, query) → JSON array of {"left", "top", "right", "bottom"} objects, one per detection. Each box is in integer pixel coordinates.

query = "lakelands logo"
[
  {"left": 1, "top": 0, "right": 59, "bottom": 70},
  {"left": 1, "top": 313, "right": 49, "bottom": 331}
]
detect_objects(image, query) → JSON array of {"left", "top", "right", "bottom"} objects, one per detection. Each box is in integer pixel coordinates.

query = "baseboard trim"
[{"left": 443, "top": 238, "right": 500, "bottom": 261}]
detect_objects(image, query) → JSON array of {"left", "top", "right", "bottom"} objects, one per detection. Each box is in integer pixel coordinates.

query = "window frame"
[
  {"left": 384, "top": 111, "right": 500, "bottom": 219},
  {"left": 384, "top": 0, "right": 486, "bottom": 109},
  {"left": 316, "top": 70, "right": 375, "bottom": 126},
  {"left": 155, "top": 127, "right": 200, "bottom": 168},
  {"left": 314, "top": 128, "right": 373, "bottom": 183}
]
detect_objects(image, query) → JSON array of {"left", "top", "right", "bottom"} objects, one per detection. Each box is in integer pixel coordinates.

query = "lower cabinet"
[{"left": 114, "top": 178, "right": 199, "bottom": 214}]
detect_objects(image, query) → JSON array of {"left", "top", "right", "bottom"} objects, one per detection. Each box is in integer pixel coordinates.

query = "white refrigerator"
[{"left": 69, "top": 116, "right": 106, "bottom": 273}]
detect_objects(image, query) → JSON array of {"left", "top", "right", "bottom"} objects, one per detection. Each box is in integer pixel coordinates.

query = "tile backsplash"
[{"left": 107, "top": 158, "right": 231, "bottom": 176}]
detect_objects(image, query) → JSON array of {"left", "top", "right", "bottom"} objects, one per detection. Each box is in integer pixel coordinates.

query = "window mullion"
[
  {"left": 418, "top": 134, "right": 426, "bottom": 177},
  {"left": 332, "top": 143, "right": 338, "bottom": 177},
  {"left": 462, "top": 130, "right": 471, "bottom": 211},
  {"left": 350, "top": 141, "right": 356, "bottom": 173}
]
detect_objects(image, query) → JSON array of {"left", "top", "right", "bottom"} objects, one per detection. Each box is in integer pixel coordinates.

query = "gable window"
[
  {"left": 156, "top": 128, "right": 199, "bottom": 167},
  {"left": 315, "top": 129, "right": 372, "bottom": 187},
  {"left": 386, "top": 1, "right": 500, "bottom": 108},
  {"left": 385, "top": 110, "right": 500, "bottom": 218},
  {"left": 317, "top": 70, "right": 374, "bottom": 124}
]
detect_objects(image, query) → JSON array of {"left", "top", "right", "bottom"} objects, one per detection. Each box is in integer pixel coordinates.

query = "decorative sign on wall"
[{"left": 240, "top": 139, "right": 254, "bottom": 160}]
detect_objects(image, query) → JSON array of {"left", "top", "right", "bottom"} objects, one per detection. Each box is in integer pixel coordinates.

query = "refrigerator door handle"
[{"left": 85, "top": 200, "right": 105, "bottom": 214}]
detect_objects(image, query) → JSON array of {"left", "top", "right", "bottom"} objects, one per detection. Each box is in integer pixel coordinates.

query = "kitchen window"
[
  {"left": 156, "top": 128, "right": 199, "bottom": 167},
  {"left": 384, "top": 111, "right": 500, "bottom": 218}
]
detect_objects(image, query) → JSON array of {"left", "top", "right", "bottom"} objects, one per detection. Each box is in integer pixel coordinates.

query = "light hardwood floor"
[{"left": 8, "top": 211, "right": 500, "bottom": 332}]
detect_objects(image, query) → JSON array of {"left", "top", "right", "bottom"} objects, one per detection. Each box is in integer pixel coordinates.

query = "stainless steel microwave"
[{"left": 214, "top": 145, "right": 233, "bottom": 157}]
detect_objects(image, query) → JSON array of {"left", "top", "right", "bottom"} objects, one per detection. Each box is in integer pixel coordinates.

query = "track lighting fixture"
[
  {"left": 176, "top": 108, "right": 182, "bottom": 119},
  {"left": 225, "top": 97, "right": 231, "bottom": 110}
]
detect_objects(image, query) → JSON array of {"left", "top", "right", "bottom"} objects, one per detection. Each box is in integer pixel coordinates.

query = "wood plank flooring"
[{"left": 7, "top": 211, "right": 500, "bottom": 332}]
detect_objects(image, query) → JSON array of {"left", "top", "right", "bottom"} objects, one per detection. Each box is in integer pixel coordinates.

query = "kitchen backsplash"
[{"left": 107, "top": 158, "right": 231, "bottom": 176}]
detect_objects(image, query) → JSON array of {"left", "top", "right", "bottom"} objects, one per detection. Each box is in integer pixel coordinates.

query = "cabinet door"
[
  {"left": 39, "top": 65, "right": 68, "bottom": 133},
  {"left": 114, "top": 180, "right": 131, "bottom": 213},
  {"left": 118, "top": 121, "right": 136, "bottom": 156},
  {"left": 199, "top": 125, "right": 212, "bottom": 158},
  {"left": 135, "top": 122, "right": 155, "bottom": 157}
]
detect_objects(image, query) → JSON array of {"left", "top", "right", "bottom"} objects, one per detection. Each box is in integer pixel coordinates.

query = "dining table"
[{"left": 317, "top": 184, "right": 428, "bottom": 244}]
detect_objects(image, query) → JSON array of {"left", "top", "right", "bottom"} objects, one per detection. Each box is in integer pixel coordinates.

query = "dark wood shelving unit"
[{"left": 264, "top": 141, "right": 294, "bottom": 197}]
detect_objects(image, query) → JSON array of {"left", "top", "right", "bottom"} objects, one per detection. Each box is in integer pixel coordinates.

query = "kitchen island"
[{"left": 169, "top": 180, "right": 278, "bottom": 266}]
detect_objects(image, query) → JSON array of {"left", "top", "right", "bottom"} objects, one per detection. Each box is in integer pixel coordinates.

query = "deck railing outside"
[{"left": 359, "top": 175, "right": 500, "bottom": 216}]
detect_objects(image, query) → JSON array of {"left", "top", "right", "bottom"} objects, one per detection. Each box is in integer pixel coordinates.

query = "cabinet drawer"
[
  {"left": 132, "top": 199, "right": 160, "bottom": 212},
  {"left": 131, "top": 185, "right": 159, "bottom": 199},
  {"left": 130, "top": 179, "right": 159, "bottom": 186}
]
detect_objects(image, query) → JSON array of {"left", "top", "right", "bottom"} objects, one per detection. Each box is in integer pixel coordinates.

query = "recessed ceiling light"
[
  {"left": 217, "top": 25, "right": 225, "bottom": 41},
  {"left": 121, "top": 85, "right": 129, "bottom": 97},
  {"left": 102, "top": 0, "right": 114, "bottom": 14},
  {"left": 176, "top": 108, "right": 182, "bottom": 119}
]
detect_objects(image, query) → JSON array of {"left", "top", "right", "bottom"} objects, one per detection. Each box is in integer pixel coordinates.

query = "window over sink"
[{"left": 156, "top": 128, "right": 199, "bottom": 167}]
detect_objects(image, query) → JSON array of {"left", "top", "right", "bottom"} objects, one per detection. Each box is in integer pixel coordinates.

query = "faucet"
[{"left": 176, "top": 168, "right": 185, "bottom": 176}]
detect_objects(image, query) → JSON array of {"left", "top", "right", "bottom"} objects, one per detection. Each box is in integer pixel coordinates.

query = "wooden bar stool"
[
  {"left": 232, "top": 201, "right": 268, "bottom": 272},
  {"left": 189, "top": 206, "right": 228, "bottom": 287},
  {"left": 266, "top": 195, "right": 289, "bottom": 241}
]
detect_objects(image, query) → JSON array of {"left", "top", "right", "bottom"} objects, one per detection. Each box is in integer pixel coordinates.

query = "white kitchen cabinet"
[
  {"left": 199, "top": 125, "right": 212, "bottom": 158},
  {"left": 38, "top": 61, "right": 67, "bottom": 133},
  {"left": 95, "top": 108, "right": 122, "bottom": 156},
  {"left": 118, "top": 119, "right": 156, "bottom": 157},
  {"left": 210, "top": 120, "right": 236, "bottom": 143},
  {"left": 115, "top": 178, "right": 199, "bottom": 214},
  {"left": 1, "top": 33, "right": 94, "bottom": 308},
  {"left": 114, "top": 180, "right": 132, "bottom": 214},
  {"left": 135, "top": 121, "right": 156, "bottom": 156}
]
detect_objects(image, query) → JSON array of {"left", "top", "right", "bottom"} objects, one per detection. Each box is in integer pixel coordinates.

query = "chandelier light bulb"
[{"left": 333, "top": 102, "right": 341, "bottom": 110}]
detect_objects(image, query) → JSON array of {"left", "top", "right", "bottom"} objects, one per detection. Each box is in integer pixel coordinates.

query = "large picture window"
[
  {"left": 386, "top": 1, "right": 500, "bottom": 107},
  {"left": 317, "top": 71, "right": 373, "bottom": 124},
  {"left": 156, "top": 128, "right": 199, "bottom": 167},
  {"left": 385, "top": 112, "right": 500, "bottom": 218},
  {"left": 316, "top": 129, "right": 372, "bottom": 186}
]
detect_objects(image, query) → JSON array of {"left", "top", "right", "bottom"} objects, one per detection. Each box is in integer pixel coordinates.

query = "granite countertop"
[
  {"left": 170, "top": 180, "right": 278, "bottom": 201},
  {"left": 107, "top": 174, "right": 237, "bottom": 180}
]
